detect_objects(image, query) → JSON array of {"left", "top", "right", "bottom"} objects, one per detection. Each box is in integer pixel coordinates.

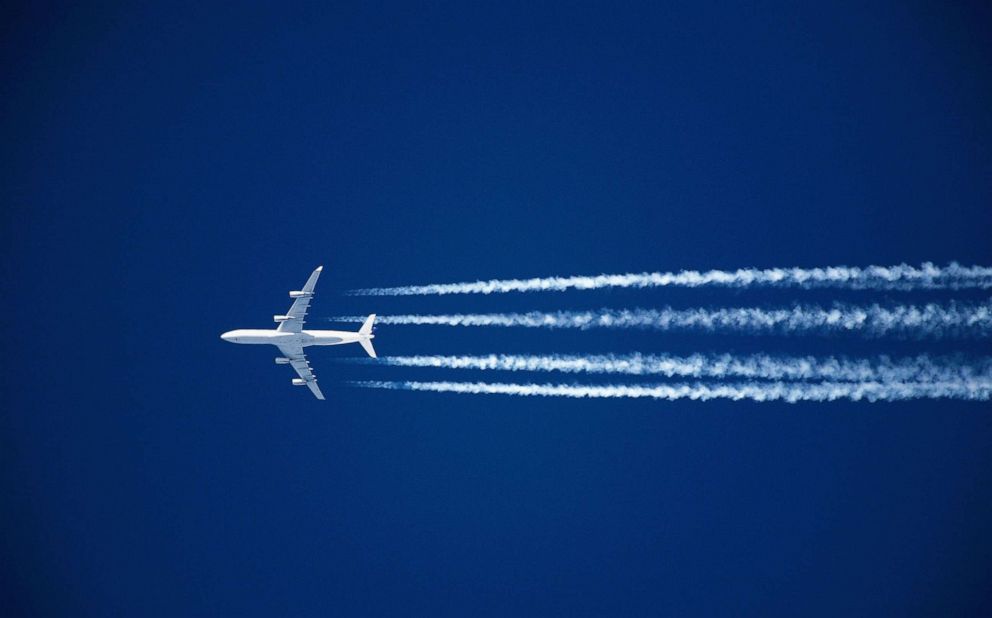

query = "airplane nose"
[{"left": 221, "top": 331, "right": 234, "bottom": 342}]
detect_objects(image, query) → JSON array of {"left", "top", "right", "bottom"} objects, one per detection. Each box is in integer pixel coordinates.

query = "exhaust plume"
[
  {"left": 350, "top": 379, "right": 992, "bottom": 402},
  {"left": 349, "top": 353, "right": 992, "bottom": 383},
  {"left": 330, "top": 301, "right": 992, "bottom": 338},
  {"left": 348, "top": 262, "right": 992, "bottom": 296}
]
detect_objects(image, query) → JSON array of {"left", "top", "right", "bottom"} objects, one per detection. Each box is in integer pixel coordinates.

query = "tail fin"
[{"left": 358, "top": 314, "right": 377, "bottom": 358}]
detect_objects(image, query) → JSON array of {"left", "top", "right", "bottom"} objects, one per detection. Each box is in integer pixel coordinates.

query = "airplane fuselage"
[{"left": 221, "top": 329, "right": 371, "bottom": 347}]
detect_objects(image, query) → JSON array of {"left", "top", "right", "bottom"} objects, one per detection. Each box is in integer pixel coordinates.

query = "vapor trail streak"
[
  {"left": 349, "top": 353, "right": 992, "bottom": 383},
  {"left": 347, "top": 262, "right": 992, "bottom": 296},
  {"left": 330, "top": 301, "right": 992, "bottom": 338},
  {"left": 349, "top": 380, "right": 992, "bottom": 402}
]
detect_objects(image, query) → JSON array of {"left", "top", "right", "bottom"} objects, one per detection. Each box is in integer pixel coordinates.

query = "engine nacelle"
[
  {"left": 292, "top": 378, "right": 306, "bottom": 386},
  {"left": 289, "top": 290, "right": 312, "bottom": 298},
  {"left": 273, "top": 315, "right": 292, "bottom": 323},
  {"left": 275, "top": 357, "right": 290, "bottom": 365}
]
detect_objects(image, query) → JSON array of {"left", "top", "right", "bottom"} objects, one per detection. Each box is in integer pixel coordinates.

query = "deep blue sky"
[{"left": 3, "top": 2, "right": 991, "bottom": 615}]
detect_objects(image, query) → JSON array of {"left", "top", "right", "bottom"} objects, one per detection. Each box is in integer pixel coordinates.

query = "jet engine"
[
  {"left": 273, "top": 315, "right": 292, "bottom": 322},
  {"left": 275, "top": 357, "right": 290, "bottom": 365},
  {"left": 292, "top": 378, "right": 306, "bottom": 386},
  {"left": 289, "top": 290, "right": 312, "bottom": 298}
]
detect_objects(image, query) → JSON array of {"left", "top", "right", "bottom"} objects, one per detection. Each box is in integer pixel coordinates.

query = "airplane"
[{"left": 221, "top": 266, "right": 375, "bottom": 400}]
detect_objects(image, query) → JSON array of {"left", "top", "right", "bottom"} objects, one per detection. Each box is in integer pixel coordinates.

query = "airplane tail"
[
  {"left": 359, "top": 338, "right": 377, "bottom": 358},
  {"left": 358, "top": 314, "right": 377, "bottom": 358}
]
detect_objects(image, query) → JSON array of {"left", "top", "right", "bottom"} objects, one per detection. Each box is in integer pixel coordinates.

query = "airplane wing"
[
  {"left": 278, "top": 344, "right": 325, "bottom": 400},
  {"left": 277, "top": 266, "right": 323, "bottom": 334}
]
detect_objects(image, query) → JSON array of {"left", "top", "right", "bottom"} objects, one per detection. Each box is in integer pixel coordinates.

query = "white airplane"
[{"left": 221, "top": 266, "right": 375, "bottom": 400}]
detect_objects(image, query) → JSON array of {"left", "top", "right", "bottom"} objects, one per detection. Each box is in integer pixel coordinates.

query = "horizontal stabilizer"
[{"left": 359, "top": 337, "right": 377, "bottom": 359}]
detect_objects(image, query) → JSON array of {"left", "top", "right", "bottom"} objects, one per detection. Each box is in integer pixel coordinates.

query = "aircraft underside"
[{"left": 221, "top": 266, "right": 377, "bottom": 399}]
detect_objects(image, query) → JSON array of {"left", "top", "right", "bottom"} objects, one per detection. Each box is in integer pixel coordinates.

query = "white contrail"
[
  {"left": 348, "top": 353, "right": 992, "bottom": 383},
  {"left": 329, "top": 301, "right": 992, "bottom": 338},
  {"left": 350, "top": 380, "right": 992, "bottom": 402},
  {"left": 347, "top": 262, "right": 992, "bottom": 295}
]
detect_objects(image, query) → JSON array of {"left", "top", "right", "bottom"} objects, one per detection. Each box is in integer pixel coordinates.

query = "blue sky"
[{"left": 3, "top": 2, "right": 991, "bottom": 615}]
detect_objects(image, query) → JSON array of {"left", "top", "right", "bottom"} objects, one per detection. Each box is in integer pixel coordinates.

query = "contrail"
[
  {"left": 329, "top": 301, "right": 992, "bottom": 338},
  {"left": 347, "top": 262, "right": 992, "bottom": 296},
  {"left": 349, "top": 380, "right": 992, "bottom": 402},
  {"left": 347, "top": 353, "right": 992, "bottom": 383}
]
